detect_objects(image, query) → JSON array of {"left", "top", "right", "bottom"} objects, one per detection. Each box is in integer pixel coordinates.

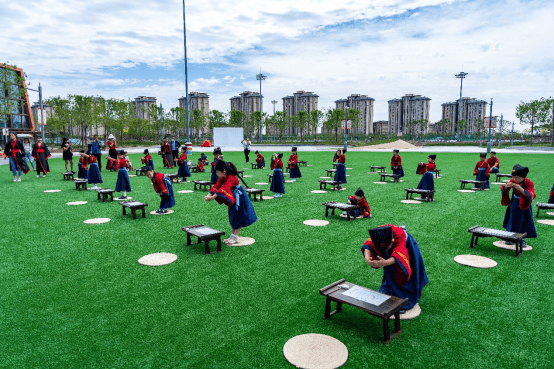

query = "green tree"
[
  {"left": 190, "top": 109, "right": 207, "bottom": 141},
  {"left": 0, "top": 63, "right": 26, "bottom": 131},
  {"left": 324, "top": 108, "right": 345, "bottom": 142},
  {"left": 273, "top": 111, "right": 288, "bottom": 142},
  {"left": 46, "top": 96, "right": 72, "bottom": 139},
  {"left": 147, "top": 104, "right": 162, "bottom": 141},
  {"left": 516, "top": 98, "right": 552, "bottom": 145},
  {"left": 69, "top": 95, "right": 97, "bottom": 147},
  {"left": 229, "top": 110, "right": 246, "bottom": 129},
  {"left": 295, "top": 110, "right": 310, "bottom": 142},
  {"left": 347, "top": 108, "right": 361, "bottom": 137},
  {"left": 456, "top": 119, "right": 468, "bottom": 138},
  {"left": 209, "top": 109, "right": 227, "bottom": 130},
  {"left": 309, "top": 109, "right": 324, "bottom": 142},
  {"left": 245, "top": 111, "right": 261, "bottom": 139}
]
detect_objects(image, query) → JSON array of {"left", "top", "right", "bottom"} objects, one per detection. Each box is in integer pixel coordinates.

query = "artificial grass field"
[{"left": 2, "top": 150, "right": 554, "bottom": 369}]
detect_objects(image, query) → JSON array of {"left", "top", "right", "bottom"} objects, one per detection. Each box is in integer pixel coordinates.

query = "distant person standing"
[
  {"left": 106, "top": 134, "right": 117, "bottom": 167},
  {"left": 22, "top": 138, "right": 36, "bottom": 171},
  {"left": 4, "top": 132, "right": 30, "bottom": 182},
  {"left": 90, "top": 134, "right": 102, "bottom": 172},
  {"left": 241, "top": 137, "right": 251, "bottom": 164},
  {"left": 171, "top": 136, "right": 181, "bottom": 166},
  {"left": 61, "top": 137, "right": 74, "bottom": 173},
  {"left": 487, "top": 151, "right": 500, "bottom": 174},
  {"left": 31, "top": 136, "right": 51, "bottom": 177}
]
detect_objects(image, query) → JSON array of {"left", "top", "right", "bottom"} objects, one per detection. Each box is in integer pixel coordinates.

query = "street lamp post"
[
  {"left": 271, "top": 100, "right": 277, "bottom": 142},
  {"left": 344, "top": 106, "right": 349, "bottom": 151},
  {"left": 512, "top": 120, "right": 515, "bottom": 147},
  {"left": 256, "top": 73, "right": 267, "bottom": 143},
  {"left": 498, "top": 114, "right": 503, "bottom": 149},
  {"left": 160, "top": 102, "right": 164, "bottom": 140},
  {"left": 487, "top": 98, "right": 493, "bottom": 153},
  {"left": 455, "top": 72, "right": 468, "bottom": 140},
  {"left": 26, "top": 83, "right": 45, "bottom": 141},
  {"left": 182, "top": 0, "right": 191, "bottom": 154}
]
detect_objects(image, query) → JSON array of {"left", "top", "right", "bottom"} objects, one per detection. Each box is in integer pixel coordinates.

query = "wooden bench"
[
  {"left": 190, "top": 165, "right": 200, "bottom": 173},
  {"left": 326, "top": 169, "right": 336, "bottom": 177},
  {"left": 459, "top": 179, "right": 485, "bottom": 190},
  {"left": 166, "top": 173, "right": 182, "bottom": 183},
  {"left": 405, "top": 188, "right": 435, "bottom": 202},
  {"left": 320, "top": 279, "right": 409, "bottom": 344},
  {"left": 135, "top": 169, "right": 145, "bottom": 176},
  {"left": 319, "top": 180, "right": 343, "bottom": 191},
  {"left": 96, "top": 188, "right": 114, "bottom": 202},
  {"left": 267, "top": 174, "right": 273, "bottom": 183},
  {"left": 193, "top": 180, "right": 213, "bottom": 191},
  {"left": 251, "top": 162, "right": 263, "bottom": 169},
  {"left": 182, "top": 224, "right": 225, "bottom": 255},
  {"left": 62, "top": 172, "right": 74, "bottom": 180},
  {"left": 370, "top": 166, "right": 385, "bottom": 173},
  {"left": 245, "top": 188, "right": 265, "bottom": 201},
  {"left": 380, "top": 173, "right": 400, "bottom": 183},
  {"left": 433, "top": 169, "right": 441, "bottom": 178},
  {"left": 120, "top": 201, "right": 148, "bottom": 219},
  {"left": 237, "top": 170, "right": 245, "bottom": 176},
  {"left": 536, "top": 202, "right": 554, "bottom": 218},
  {"left": 322, "top": 201, "right": 359, "bottom": 221},
  {"left": 73, "top": 179, "right": 88, "bottom": 191},
  {"left": 468, "top": 225, "right": 527, "bottom": 257},
  {"left": 298, "top": 160, "right": 308, "bottom": 166},
  {"left": 495, "top": 173, "right": 512, "bottom": 182}
]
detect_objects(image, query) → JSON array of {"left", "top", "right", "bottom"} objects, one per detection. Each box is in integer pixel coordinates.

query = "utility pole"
[
  {"left": 455, "top": 72, "right": 468, "bottom": 140},
  {"left": 182, "top": 0, "right": 191, "bottom": 154},
  {"left": 160, "top": 102, "right": 164, "bottom": 140},
  {"left": 487, "top": 98, "right": 493, "bottom": 153},
  {"left": 271, "top": 100, "right": 277, "bottom": 142},
  {"left": 256, "top": 73, "right": 267, "bottom": 142},
  {"left": 344, "top": 106, "right": 349, "bottom": 151},
  {"left": 498, "top": 114, "right": 503, "bottom": 148}
]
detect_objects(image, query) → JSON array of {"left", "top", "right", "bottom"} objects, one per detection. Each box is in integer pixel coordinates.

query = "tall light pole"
[
  {"left": 512, "top": 120, "right": 515, "bottom": 147},
  {"left": 256, "top": 73, "right": 266, "bottom": 142},
  {"left": 498, "top": 114, "right": 503, "bottom": 148},
  {"left": 455, "top": 72, "right": 468, "bottom": 140},
  {"left": 182, "top": 0, "right": 191, "bottom": 154},
  {"left": 487, "top": 98, "right": 493, "bottom": 153},
  {"left": 26, "top": 83, "right": 45, "bottom": 141},
  {"left": 344, "top": 105, "right": 349, "bottom": 151},
  {"left": 271, "top": 100, "right": 277, "bottom": 142},
  {"left": 160, "top": 102, "right": 164, "bottom": 140}
]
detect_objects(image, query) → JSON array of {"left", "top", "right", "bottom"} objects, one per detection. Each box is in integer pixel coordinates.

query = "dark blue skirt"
[
  {"left": 548, "top": 184, "right": 554, "bottom": 204},
  {"left": 503, "top": 194, "right": 537, "bottom": 238},
  {"left": 270, "top": 168, "right": 285, "bottom": 194},
  {"left": 159, "top": 176, "right": 175, "bottom": 209},
  {"left": 148, "top": 159, "right": 154, "bottom": 171},
  {"left": 417, "top": 171, "right": 434, "bottom": 191},
  {"left": 334, "top": 163, "right": 347, "bottom": 184},
  {"left": 178, "top": 163, "right": 191, "bottom": 178},
  {"left": 378, "top": 231, "right": 428, "bottom": 310},
  {"left": 475, "top": 168, "right": 490, "bottom": 189},
  {"left": 228, "top": 185, "right": 257, "bottom": 229},
  {"left": 115, "top": 168, "right": 131, "bottom": 192},
  {"left": 78, "top": 163, "right": 88, "bottom": 180},
  {"left": 289, "top": 165, "right": 302, "bottom": 179},
  {"left": 210, "top": 168, "right": 218, "bottom": 184},
  {"left": 87, "top": 163, "right": 103, "bottom": 184},
  {"left": 392, "top": 165, "right": 404, "bottom": 178}
]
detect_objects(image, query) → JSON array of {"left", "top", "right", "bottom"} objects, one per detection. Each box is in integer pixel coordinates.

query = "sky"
[{"left": 2, "top": 0, "right": 554, "bottom": 130}]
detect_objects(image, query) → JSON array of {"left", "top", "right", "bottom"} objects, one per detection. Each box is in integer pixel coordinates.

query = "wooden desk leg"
[
  {"left": 141, "top": 207, "right": 146, "bottom": 218},
  {"left": 194, "top": 183, "right": 198, "bottom": 191},
  {"left": 216, "top": 237, "right": 222, "bottom": 252},
  {"left": 406, "top": 192, "right": 409, "bottom": 200},
  {"left": 346, "top": 211, "right": 351, "bottom": 221},
  {"left": 332, "top": 208, "right": 336, "bottom": 216},
  {"left": 122, "top": 206, "right": 126, "bottom": 216},
  {"left": 394, "top": 312, "right": 401, "bottom": 333},
  {"left": 260, "top": 194, "right": 263, "bottom": 201},
  {"left": 109, "top": 193, "right": 113, "bottom": 202},
  {"left": 516, "top": 241, "right": 522, "bottom": 257},
  {"left": 325, "top": 206, "right": 329, "bottom": 217},
  {"left": 187, "top": 233, "right": 192, "bottom": 246},
  {"left": 383, "top": 318, "right": 391, "bottom": 343},
  {"left": 98, "top": 192, "right": 101, "bottom": 201},
  {"left": 204, "top": 239, "right": 211, "bottom": 255},
  {"left": 323, "top": 297, "right": 332, "bottom": 319},
  {"left": 536, "top": 208, "right": 540, "bottom": 218},
  {"left": 470, "top": 234, "right": 475, "bottom": 248},
  {"left": 132, "top": 209, "right": 137, "bottom": 219}
]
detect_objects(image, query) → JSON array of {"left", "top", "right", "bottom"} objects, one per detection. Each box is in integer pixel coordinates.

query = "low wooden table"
[
  {"left": 166, "top": 173, "right": 181, "bottom": 183},
  {"left": 194, "top": 180, "right": 213, "bottom": 191},
  {"left": 322, "top": 201, "right": 359, "bottom": 221},
  {"left": 135, "top": 169, "right": 145, "bottom": 176},
  {"left": 319, "top": 180, "right": 342, "bottom": 191},
  {"left": 267, "top": 174, "right": 273, "bottom": 183},
  {"left": 298, "top": 160, "right": 308, "bottom": 166},
  {"left": 73, "top": 179, "right": 88, "bottom": 191},
  {"left": 190, "top": 165, "right": 200, "bottom": 173},
  {"left": 326, "top": 169, "right": 336, "bottom": 177},
  {"left": 380, "top": 173, "right": 400, "bottom": 183},
  {"left": 320, "top": 279, "right": 409, "bottom": 344},
  {"left": 433, "top": 169, "right": 441, "bottom": 178},
  {"left": 405, "top": 188, "right": 435, "bottom": 202},
  {"left": 237, "top": 170, "right": 245, "bottom": 176},
  {"left": 536, "top": 202, "right": 554, "bottom": 218},
  {"left": 370, "top": 166, "right": 385, "bottom": 173},
  {"left": 182, "top": 224, "right": 225, "bottom": 255},
  {"left": 120, "top": 201, "right": 148, "bottom": 219},
  {"left": 245, "top": 188, "right": 265, "bottom": 201},
  {"left": 285, "top": 166, "right": 291, "bottom": 173},
  {"left": 62, "top": 172, "right": 74, "bottom": 180},
  {"left": 495, "top": 173, "right": 512, "bottom": 182},
  {"left": 459, "top": 179, "right": 485, "bottom": 190},
  {"left": 468, "top": 225, "right": 527, "bottom": 256},
  {"left": 96, "top": 188, "right": 114, "bottom": 202},
  {"left": 251, "top": 162, "right": 263, "bottom": 169}
]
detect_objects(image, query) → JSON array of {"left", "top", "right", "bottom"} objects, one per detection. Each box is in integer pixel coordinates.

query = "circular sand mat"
[
  {"left": 491, "top": 182, "right": 504, "bottom": 185},
  {"left": 345, "top": 167, "right": 353, "bottom": 170},
  {"left": 243, "top": 175, "right": 253, "bottom": 177},
  {"left": 320, "top": 176, "right": 331, "bottom": 179},
  {"left": 227, "top": 237, "right": 255, "bottom": 247},
  {"left": 303, "top": 219, "right": 329, "bottom": 227},
  {"left": 44, "top": 189, "right": 61, "bottom": 193},
  {"left": 367, "top": 172, "right": 380, "bottom": 174},
  {"left": 177, "top": 190, "right": 194, "bottom": 194},
  {"left": 138, "top": 252, "right": 178, "bottom": 266},
  {"left": 306, "top": 165, "right": 313, "bottom": 167},
  {"left": 311, "top": 190, "right": 327, "bottom": 194},
  {"left": 373, "top": 182, "right": 386, "bottom": 184},
  {"left": 66, "top": 201, "right": 88, "bottom": 206},
  {"left": 128, "top": 174, "right": 137, "bottom": 177},
  {"left": 87, "top": 187, "right": 101, "bottom": 190},
  {"left": 435, "top": 176, "right": 442, "bottom": 179},
  {"left": 283, "top": 333, "right": 348, "bottom": 369},
  {"left": 83, "top": 218, "right": 111, "bottom": 224},
  {"left": 339, "top": 213, "right": 365, "bottom": 219},
  {"left": 454, "top": 254, "right": 497, "bottom": 269},
  {"left": 114, "top": 197, "right": 133, "bottom": 200},
  {"left": 391, "top": 304, "right": 421, "bottom": 320},
  {"left": 150, "top": 209, "right": 175, "bottom": 215},
  {"left": 458, "top": 189, "right": 475, "bottom": 193},
  {"left": 285, "top": 180, "right": 294, "bottom": 183},
  {"left": 261, "top": 196, "right": 274, "bottom": 200},
  {"left": 345, "top": 175, "right": 351, "bottom": 177},
  {"left": 255, "top": 182, "right": 268, "bottom": 185},
  {"left": 493, "top": 240, "right": 532, "bottom": 251},
  {"left": 401, "top": 200, "right": 422, "bottom": 204},
  {"left": 547, "top": 212, "right": 554, "bottom": 216},
  {"left": 538, "top": 219, "right": 554, "bottom": 226}
]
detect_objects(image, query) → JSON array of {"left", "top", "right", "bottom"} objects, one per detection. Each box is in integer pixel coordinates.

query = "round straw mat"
[
  {"left": 547, "top": 212, "right": 554, "bottom": 216},
  {"left": 83, "top": 218, "right": 111, "bottom": 224},
  {"left": 114, "top": 197, "right": 133, "bottom": 200},
  {"left": 390, "top": 304, "right": 421, "bottom": 320},
  {"left": 401, "top": 200, "right": 422, "bottom": 204},
  {"left": 458, "top": 190, "right": 475, "bottom": 193},
  {"left": 303, "top": 219, "right": 329, "bottom": 227},
  {"left": 285, "top": 180, "right": 294, "bottom": 183},
  {"left": 306, "top": 165, "right": 313, "bottom": 166},
  {"left": 261, "top": 196, "right": 274, "bottom": 200},
  {"left": 227, "top": 237, "right": 255, "bottom": 247},
  {"left": 367, "top": 172, "right": 380, "bottom": 174},
  {"left": 320, "top": 176, "right": 331, "bottom": 179},
  {"left": 283, "top": 333, "right": 348, "bottom": 369},
  {"left": 138, "top": 252, "right": 177, "bottom": 266},
  {"left": 243, "top": 175, "right": 253, "bottom": 178},
  {"left": 345, "top": 175, "right": 351, "bottom": 177},
  {"left": 311, "top": 190, "right": 327, "bottom": 194},
  {"left": 373, "top": 182, "right": 386, "bottom": 184},
  {"left": 44, "top": 189, "right": 61, "bottom": 193},
  {"left": 491, "top": 182, "right": 504, "bottom": 185},
  {"left": 255, "top": 182, "right": 268, "bottom": 185},
  {"left": 339, "top": 213, "right": 365, "bottom": 219},
  {"left": 150, "top": 209, "right": 175, "bottom": 215},
  {"left": 345, "top": 167, "right": 353, "bottom": 170},
  {"left": 128, "top": 174, "right": 137, "bottom": 177},
  {"left": 454, "top": 254, "right": 497, "bottom": 268},
  {"left": 87, "top": 187, "right": 102, "bottom": 190},
  {"left": 177, "top": 190, "right": 194, "bottom": 194},
  {"left": 66, "top": 201, "right": 88, "bottom": 206},
  {"left": 538, "top": 219, "right": 554, "bottom": 226},
  {"left": 493, "top": 241, "right": 532, "bottom": 251}
]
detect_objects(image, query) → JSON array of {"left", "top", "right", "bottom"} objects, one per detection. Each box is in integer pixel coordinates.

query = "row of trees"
[{"left": 516, "top": 97, "right": 554, "bottom": 146}]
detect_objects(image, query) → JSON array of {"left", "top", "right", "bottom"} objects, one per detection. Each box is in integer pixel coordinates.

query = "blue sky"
[{"left": 2, "top": 0, "right": 554, "bottom": 129}]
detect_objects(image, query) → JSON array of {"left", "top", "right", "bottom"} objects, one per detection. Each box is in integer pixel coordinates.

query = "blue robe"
[
  {"left": 87, "top": 163, "right": 103, "bottom": 184},
  {"left": 503, "top": 194, "right": 537, "bottom": 239},
  {"left": 548, "top": 184, "right": 554, "bottom": 204},
  {"left": 178, "top": 162, "right": 191, "bottom": 179},
  {"left": 475, "top": 168, "right": 490, "bottom": 189},
  {"left": 115, "top": 168, "right": 131, "bottom": 192},
  {"left": 289, "top": 165, "right": 302, "bottom": 179},
  {"left": 391, "top": 162, "right": 404, "bottom": 178},
  {"left": 159, "top": 175, "right": 175, "bottom": 209},
  {"left": 416, "top": 171, "right": 434, "bottom": 191},
  {"left": 334, "top": 163, "right": 347, "bottom": 184},
  {"left": 270, "top": 168, "right": 285, "bottom": 194},
  {"left": 78, "top": 162, "right": 88, "bottom": 180},
  {"left": 228, "top": 185, "right": 257, "bottom": 229}
]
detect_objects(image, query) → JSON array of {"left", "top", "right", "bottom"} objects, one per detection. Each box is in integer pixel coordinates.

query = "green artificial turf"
[{"left": 2, "top": 151, "right": 554, "bottom": 368}]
